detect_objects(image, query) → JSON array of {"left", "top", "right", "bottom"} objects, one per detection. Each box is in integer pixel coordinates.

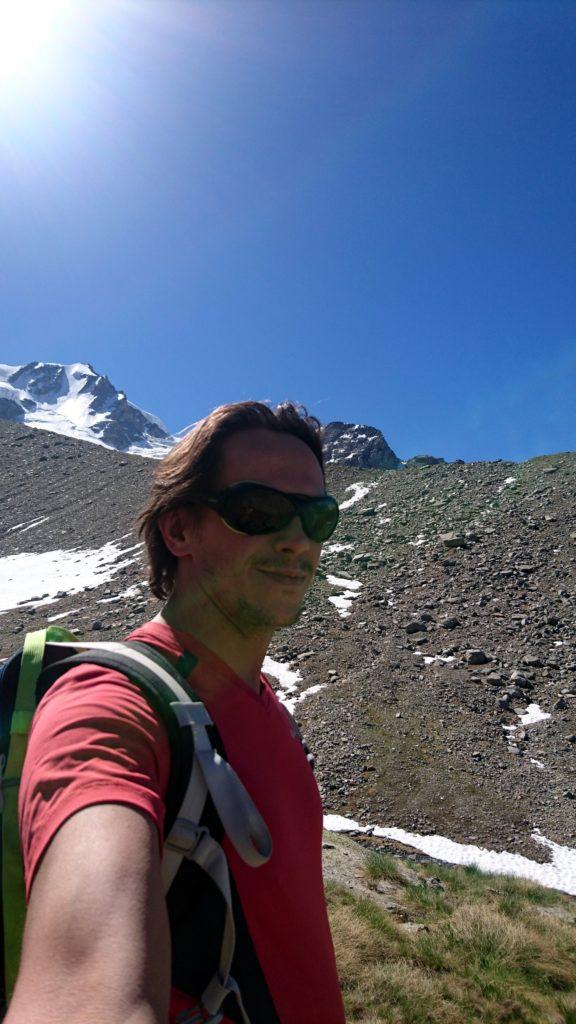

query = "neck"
[{"left": 154, "top": 589, "right": 272, "bottom": 693}]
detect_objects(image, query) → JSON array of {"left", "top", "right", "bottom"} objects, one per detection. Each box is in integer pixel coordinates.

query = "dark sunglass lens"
[
  {"left": 223, "top": 488, "right": 293, "bottom": 534},
  {"left": 302, "top": 499, "right": 339, "bottom": 542}
]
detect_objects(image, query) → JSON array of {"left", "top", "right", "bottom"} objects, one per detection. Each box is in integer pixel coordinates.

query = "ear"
[{"left": 157, "top": 507, "right": 196, "bottom": 557}]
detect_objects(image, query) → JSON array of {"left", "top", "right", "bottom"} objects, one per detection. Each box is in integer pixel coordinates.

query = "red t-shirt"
[{"left": 19, "top": 622, "right": 345, "bottom": 1023}]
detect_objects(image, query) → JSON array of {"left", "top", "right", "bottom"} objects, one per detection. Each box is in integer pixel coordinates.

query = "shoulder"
[{"left": 20, "top": 659, "right": 171, "bottom": 901}]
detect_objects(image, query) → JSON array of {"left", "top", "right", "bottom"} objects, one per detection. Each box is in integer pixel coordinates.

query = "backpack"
[{"left": 0, "top": 625, "right": 273, "bottom": 1024}]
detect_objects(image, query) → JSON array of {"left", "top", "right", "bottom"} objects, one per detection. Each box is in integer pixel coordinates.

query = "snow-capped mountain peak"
[
  {"left": 0, "top": 362, "right": 173, "bottom": 457},
  {"left": 322, "top": 421, "right": 400, "bottom": 469}
]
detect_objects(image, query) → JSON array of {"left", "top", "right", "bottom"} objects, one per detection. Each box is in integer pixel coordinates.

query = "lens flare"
[{"left": 0, "top": 0, "right": 70, "bottom": 85}]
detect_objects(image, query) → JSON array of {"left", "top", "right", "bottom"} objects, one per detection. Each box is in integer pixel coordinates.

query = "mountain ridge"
[{"left": 0, "top": 361, "right": 428, "bottom": 467}]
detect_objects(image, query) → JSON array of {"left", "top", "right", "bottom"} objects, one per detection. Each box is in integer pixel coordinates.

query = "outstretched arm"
[{"left": 6, "top": 803, "right": 170, "bottom": 1024}]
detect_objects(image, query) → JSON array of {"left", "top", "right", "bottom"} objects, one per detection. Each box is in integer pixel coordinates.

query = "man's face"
[{"left": 184, "top": 429, "right": 326, "bottom": 635}]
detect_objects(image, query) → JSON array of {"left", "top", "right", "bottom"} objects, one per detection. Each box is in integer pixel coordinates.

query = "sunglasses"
[{"left": 201, "top": 482, "right": 340, "bottom": 543}]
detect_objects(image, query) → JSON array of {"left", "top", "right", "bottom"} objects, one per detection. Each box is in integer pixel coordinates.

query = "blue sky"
[{"left": 1, "top": 0, "right": 574, "bottom": 462}]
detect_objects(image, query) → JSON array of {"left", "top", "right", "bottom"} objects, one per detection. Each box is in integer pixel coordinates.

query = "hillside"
[
  {"left": 325, "top": 831, "right": 576, "bottom": 1023},
  {"left": 1, "top": 419, "right": 575, "bottom": 875}
]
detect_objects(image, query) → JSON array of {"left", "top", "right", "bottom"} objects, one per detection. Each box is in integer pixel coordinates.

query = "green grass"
[
  {"left": 327, "top": 840, "right": 576, "bottom": 1023},
  {"left": 365, "top": 850, "right": 408, "bottom": 884}
]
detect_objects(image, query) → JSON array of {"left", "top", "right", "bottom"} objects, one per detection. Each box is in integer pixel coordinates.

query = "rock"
[
  {"left": 466, "top": 649, "right": 491, "bottom": 665},
  {"left": 510, "top": 673, "right": 533, "bottom": 690},
  {"left": 404, "top": 620, "right": 428, "bottom": 634},
  {"left": 522, "top": 655, "right": 544, "bottom": 668},
  {"left": 533, "top": 905, "right": 576, "bottom": 926},
  {"left": 91, "top": 620, "right": 104, "bottom": 631},
  {"left": 439, "top": 532, "right": 467, "bottom": 549},
  {"left": 406, "top": 455, "right": 445, "bottom": 467},
  {"left": 441, "top": 617, "right": 461, "bottom": 630},
  {"left": 506, "top": 686, "right": 526, "bottom": 700},
  {"left": 486, "top": 672, "right": 503, "bottom": 684},
  {"left": 395, "top": 863, "right": 422, "bottom": 886}
]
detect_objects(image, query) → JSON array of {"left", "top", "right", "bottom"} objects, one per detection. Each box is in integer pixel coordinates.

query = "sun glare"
[{"left": 0, "top": 0, "right": 70, "bottom": 85}]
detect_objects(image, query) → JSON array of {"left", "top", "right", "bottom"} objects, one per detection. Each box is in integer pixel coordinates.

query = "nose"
[{"left": 272, "top": 514, "right": 316, "bottom": 556}]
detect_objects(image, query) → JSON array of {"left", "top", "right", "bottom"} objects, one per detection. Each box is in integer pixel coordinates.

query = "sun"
[{"left": 0, "top": 0, "right": 70, "bottom": 85}]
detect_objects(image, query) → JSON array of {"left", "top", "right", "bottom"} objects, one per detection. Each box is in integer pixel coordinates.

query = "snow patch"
[
  {"left": 98, "top": 583, "right": 145, "bottom": 604},
  {"left": 0, "top": 540, "right": 143, "bottom": 612},
  {"left": 498, "top": 476, "right": 517, "bottom": 494},
  {"left": 263, "top": 657, "right": 325, "bottom": 714},
  {"left": 7, "top": 516, "right": 50, "bottom": 534},
  {"left": 408, "top": 534, "right": 426, "bottom": 547},
  {"left": 517, "top": 703, "right": 551, "bottom": 727},
  {"left": 47, "top": 609, "right": 81, "bottom": 622},
  {"left": 422, "top": 655, "right": 455, "bottom": 666},
  {"left": 503, "top": 703, "right": 552, "bottom": 742},
  {"left": 323, "top": 816, "right": 576, "bottom": 897},
  {"left": 340, "top": 482, "right": 376, "bottom": 510},
  {"left": 326, "top": 575, "right": 362, "bottom": 590},
  {"left": 326, "top": 574, "right": 363, "bottom": 619}
]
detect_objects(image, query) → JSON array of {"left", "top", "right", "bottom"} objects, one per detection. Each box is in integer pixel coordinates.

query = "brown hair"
[{"left": 137, "top": 400, "right": 324, "bottom": 600}]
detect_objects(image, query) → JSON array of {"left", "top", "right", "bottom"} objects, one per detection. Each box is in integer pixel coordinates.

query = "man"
[{"left": 9, "top": 402, "right": 346, "bottom": 1024}]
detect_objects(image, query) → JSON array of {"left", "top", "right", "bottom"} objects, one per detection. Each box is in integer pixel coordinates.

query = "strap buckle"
[{"left": 165, "top": 818, "right": 209, "bottom": 859}]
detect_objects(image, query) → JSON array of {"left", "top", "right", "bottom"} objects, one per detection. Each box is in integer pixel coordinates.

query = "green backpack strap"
[{"left": 2, "top": 625, "right": 77, "bottom": 999}]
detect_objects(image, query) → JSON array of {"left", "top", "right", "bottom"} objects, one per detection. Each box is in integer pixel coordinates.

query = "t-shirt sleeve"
[{"left": 19, "top": 663, "right": 171, "bottom": 902}]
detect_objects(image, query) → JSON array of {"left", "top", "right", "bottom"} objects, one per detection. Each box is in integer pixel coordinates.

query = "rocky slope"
[{"left": 0, "top": 419, "right": 574, "bottom": 865}]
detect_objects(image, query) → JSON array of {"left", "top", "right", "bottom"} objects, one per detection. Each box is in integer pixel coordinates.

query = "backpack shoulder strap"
[
  {"left": 39, "top": 641, "right": 272, "bottom": 870},
  {"left": 38, "top": 642, "right": 198, "bottom": 833},
  {"left": 1, "top": 626, "right": 78, "bottom": 1001}
]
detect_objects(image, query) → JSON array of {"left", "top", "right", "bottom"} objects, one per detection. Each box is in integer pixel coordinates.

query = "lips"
[{"left": 257, "top": 568, "right": 309, "bottom": 582}]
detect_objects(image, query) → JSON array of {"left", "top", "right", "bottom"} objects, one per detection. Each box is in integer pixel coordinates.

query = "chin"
[
  {"left": 234, "top": 597, "right": 304, "bottom": 634},
  {"left": 273, "top": 608, "right": 303, "bottom": 629}
]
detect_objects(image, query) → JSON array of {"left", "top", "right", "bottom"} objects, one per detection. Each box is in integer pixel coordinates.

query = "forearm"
[
  {"left": 9, "top": 805, "right": 171, "bottom": 1024},
  {"left": 5, "top": 987, "right": 166, "bottom": 1024}
]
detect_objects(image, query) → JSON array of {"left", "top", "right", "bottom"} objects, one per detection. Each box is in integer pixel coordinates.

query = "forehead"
[{"left": 218, "top": 429, "right": 325, "bottom": 495}]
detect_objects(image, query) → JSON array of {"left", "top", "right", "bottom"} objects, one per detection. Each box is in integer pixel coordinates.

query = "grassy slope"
[{"left": 326, "top": 833, "right": 576, "bottom": 1024}]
